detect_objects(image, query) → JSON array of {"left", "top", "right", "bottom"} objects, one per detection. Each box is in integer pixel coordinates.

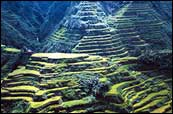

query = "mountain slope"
[
  {"left": 107, "top": 1, "right": 172, "bottom": 57},
  {"left": 1, "top": 1, "right": 172, "bottom": 113},
  {"left": 1, "top": 52, "right": 172, "bottom": 113},
  {"left": 1, "top": 1, "right": 171, "bottom": 52},
  {"left": 1, "top": 1, "right": 71, "bottom": 51}
]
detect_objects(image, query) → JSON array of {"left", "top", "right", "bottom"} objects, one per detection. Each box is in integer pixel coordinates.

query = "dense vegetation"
[{"left": 1, "top": 1, "right": 172, "bottom": 113}]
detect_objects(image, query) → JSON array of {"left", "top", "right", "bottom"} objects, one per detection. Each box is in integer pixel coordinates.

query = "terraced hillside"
[
  {"left": 1, "top": 1, "right": 172, "bottom": 113},
  {"left": 42, "top": 1, "right": 128, "bottom": 58},
  {"left": 1, "top": 53, "right": 172, "bottom": 113},
  {"left": 1, "top": 45, "right": 21, "bottom": 78},
  {"left": 40, "top": 2, "right": 87, "bottom": 53},
  {"left": 72, "top": 1, "right": 128, "bottom": 58},
  {"left": 1, "top": 45, "right": 28, "bottom": 79},
  {"left": 41, "top": 27, "right": 83, "bottom": 53},
  {"left": 107, "top": 1, "right": 172, "bottom": 56}
]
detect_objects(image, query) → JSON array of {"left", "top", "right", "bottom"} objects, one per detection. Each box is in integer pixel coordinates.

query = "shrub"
[
  {"left": 138, "top": 49, "right": 172, "bottom": 70},
  {"left": 11, "top": 101, "right": 29, "bottom": 113},
  {"left": 129, "top": 47, "right": 142, "bottom": 57},
  {"left": 62, "top": 89, "right": 80, "bottom": 100},
  {"left": 76, "top": 73, "right": 110, "bottom": 96}
]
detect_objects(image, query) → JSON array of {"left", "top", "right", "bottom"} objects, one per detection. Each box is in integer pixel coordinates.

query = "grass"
[
  {"left": 30, "top": 96, "right": 62, "bottom": 109},
  {"left": 30, "top": 61, "right": 57, "bottom": 67},
  {"left": 133, "top": 90, "right": 170, "bottom": 108},
  {"left": 60, "top": 96, "right": 95, "bottom": 108},
  {"left": 71, "top": 110, "right": 87, "bottom": 113},
  {"left": 151, "top": 103, "right": 171, "bottom": 113},
  {"left": 1, "top": 88, "right": 9, "bottom": 93},
  {"left": 112, "top": 56, "right": 137, "bottom": 63},
  {"left": 106, "top": 64, "right": 131, "bottom": 77},
  {"left": 69, "top": 59, "right": 107, "bottom": 65},
  {"left": 60, "top": 70, "right": 101, "bottom": 76},
  {"left": 35, "top": 87, "right": 69, "bottom": 96},
  {"left": 51, "top": 27, "right": 67, "bottom": 40},
  {"left": 1, "top": 45, "right": 171, "bottom": 113},
  {"left": 1, "top": 44, "right": 6, "bottom": 48},
  {"left": 123, "top": 90, "right": 135, "bottom": 101},
  {"left": 32, "top": 53, "right": 88, "bottom": 59},
  {"left": 129, "top": 71, "right": 141, "bottom": 78},
  {"left": 86, "top": 67, "right": 107, "bottom": 71},
  {"left": 46, "top": 79, "right": 71, "bottom": 85},
  {"left": 134, "top": 98, "right": 165, "bottom": 113},
  {"left": 99, "top": 77, "right": 108, "bottom": 83},
  {"left": 122, "top": 77, "right": 154, "bottom": 92},
  {"left": 106, "top": 80, "right": 137, "bottom": 96},
  {"left": 8, "top": 67, "right": 40, "bottom": 76},
  {"left": 3, "top": 47, "right": 21, "bottom": 53},
  {"left": 2, "top": 96, "right": 33, "bottom": 103},
  {"left": 2, "top": 96, "right": 62, "bottom": 111},
  {"left": 104, "top": 110, "right": 118, "bottom": 113},
  {"left": 130, "top": 82, "right": 166, "bottom": 103},
  {"left": 6, "top": 85, "right": 39, "bottom": 92},
  {"left": 6, "top": 81, "right": 36, "bottom": 86},
  {"left": 116, "top": 64, "right": 130, "bottom": 72}
]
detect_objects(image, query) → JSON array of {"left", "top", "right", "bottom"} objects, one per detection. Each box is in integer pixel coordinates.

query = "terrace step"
[
  {"left": 78, "top": 38, "right": 122, "bottom": 46},
  {"left": 73, "top": 45, "right": 125, "bottom": 53},
  {"left": 75, "top": 41, "right": 123, "bottom": 50}
]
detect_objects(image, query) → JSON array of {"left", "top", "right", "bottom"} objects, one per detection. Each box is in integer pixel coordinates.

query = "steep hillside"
[
  {"left": 1, "top": 45, "right": 22, "bottom": 78},
  {"left": 107, "top": 1, "right": 172, "bottom": 57},
  {"left": 1, "top": 45, "right": 31, "bottom": 79},
  {"left": 1, "top": 53, "right": 172, "bottom": 113},
  {"left": 0, "top": 1, "right": 132, "bottom": 52},
  {"left": 1, "top": 1, "right": 171, "bottom": 52},
  {"left": 72, "top": 2, "right": 128, "bottom": 58},
  {"left": 41, "top": 1, "right": 129, "bottom": 58},
  {"left": 101, "top": 1, "right": 129, "bottom": 15},
  {"left": 1, "top": 1, "right": 172, "bottom": 113},
  {"left": 1, "top": 1, "right": 71, "bottom": 51},
  {"left": 151, "top": 1, "right": 172, "bottom": 39}
]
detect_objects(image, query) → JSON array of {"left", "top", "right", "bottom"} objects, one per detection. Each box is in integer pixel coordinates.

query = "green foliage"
[
  {"left": 11, "top": 101, "right": 29, "bottom": 113},
  {"left": 8, "top": 67, "right": 40, "bottom": 76},
  {"left": 60, "top": 95, "right": 96, "bottom": 108},
  {"left": 138, "top": 49, "right": 172, "bottom": 70},
  {"left": 62, "top": 89, "right": 80, "bottom": 100},
  {"left": 129, "top": 47, "right": 142, "bottom": 57},
  {"left": 1, "top": 44, "right": 6, "bottom": 49},
  {"left": 75, "top": 72, "right": 110, "bottom": 96},
  {"left": 3, "top": 47, "right": 21, "bottom": 53}
]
